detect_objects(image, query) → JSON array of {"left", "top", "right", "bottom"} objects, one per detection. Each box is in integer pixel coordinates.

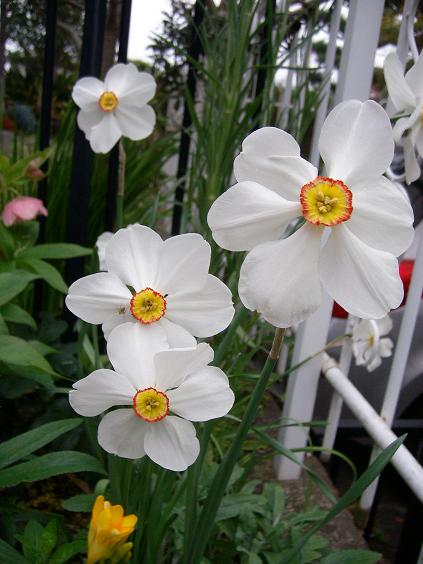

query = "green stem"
[
  {"left": 185, "top": 328, "right": 286, "bottom": 564},
  {"left": 115, "top": 141, "right": 126, "bottom": 230},
  {"left": 182, "top": 306, "right": 248, "bottom": 559}
]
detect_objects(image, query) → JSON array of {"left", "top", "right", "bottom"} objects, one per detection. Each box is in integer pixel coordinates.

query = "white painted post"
[
  {"left": 334, "top": 0, "right": 385, "bottom": 105},
  {"left": 361, "top": 231, "right": 423, "bottom": 510},
  {"left": 320, "top": 315, "right": 356, "bottom": 461},
  {"left": 309, "top": 0, "right": 343, "bottom": 166},
  {"left": 275, "top": 0, "right": 385, "bottom": 480}
]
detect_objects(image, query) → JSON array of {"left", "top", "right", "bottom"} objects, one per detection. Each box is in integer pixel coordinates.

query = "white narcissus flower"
[
  {"left": 383, "top": 50, "right": 423, "bottom": 184},
  {"left": 66, "top": 224, "right": 234, "bottom": 346},
  {"left": 72, "top": 63, "right": 156, "bottom": 154},
  {"left": 352, "top": 316, "right": 394, "bottom": 372},
  {"left": 208, "top": 100, "right": 414, "bottom": 328},
  {"left": 69, "top": 323, "right": 235, "bottom": 471}
]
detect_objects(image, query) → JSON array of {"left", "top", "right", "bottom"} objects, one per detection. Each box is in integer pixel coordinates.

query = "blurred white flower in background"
[
  {"left": 69, "top": 323, "right": 235, "bottom": 471},
  {"left": 208, "top": 100, "right": 414, "bottom": 328},
  {"left": 95, "top": 231, "right": 113, "bottom": 270},
  {"left": 383, "top": 50, "right": 423, "bottom": 184},
  {"left": 72, "top": 63, "right": 156, "bottom": 153},
  {"left": 352, "top": 316, "right": 394, "bottom": 372}
]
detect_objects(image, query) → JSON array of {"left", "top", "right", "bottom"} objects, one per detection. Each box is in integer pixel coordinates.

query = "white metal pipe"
[
  {"left": 361, "top": 228, "right": 423, "bottom": 510},
  {"left": 322, "top": 353, "right": 423, "bottom": 505},
  {"left": 321, "top": 315, "right": 356, "bottom": 461},
  {"left": 309, "top": 0, "right": 343, "bottom": 166}
]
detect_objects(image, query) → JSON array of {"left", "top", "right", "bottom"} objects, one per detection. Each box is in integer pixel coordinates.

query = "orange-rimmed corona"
[
  {"left": 133, "top": 387, "right": 169, "bottom": 423},
  {"left": 130, "top": 287, "right": 167, "bottom": 324},
  {"left": 300, "top": 176, "right": 353, "bottom": 227},
  {"left": 98, "top": 91, "right": 118, "bottom": 112}
]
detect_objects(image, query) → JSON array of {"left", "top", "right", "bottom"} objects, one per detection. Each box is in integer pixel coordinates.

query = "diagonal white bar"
[
  {"left": 361, "top": 229, "right": 423, "bottom": 510},
  {"left": 322, "top": 353, "right": 423, "bottom": 504}
]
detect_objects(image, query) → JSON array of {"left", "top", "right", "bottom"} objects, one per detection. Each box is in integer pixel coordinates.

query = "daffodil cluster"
[{"left": 67, "top": 225, "right": 235, "bottom": 471}]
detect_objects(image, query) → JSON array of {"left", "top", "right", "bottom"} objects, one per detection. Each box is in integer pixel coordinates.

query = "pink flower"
[{"left": 2, "top": 196, "right": 48, "bottom": 226}]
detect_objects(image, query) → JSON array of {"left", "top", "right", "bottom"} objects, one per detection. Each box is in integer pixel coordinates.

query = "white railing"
[{"left": 275, "top": 0, "right": 423, "bottom": 522}]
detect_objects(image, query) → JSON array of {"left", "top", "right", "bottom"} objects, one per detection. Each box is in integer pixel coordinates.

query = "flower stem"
[
  {"left": 115, "top": 141, "right": 126, "bottom": 230},
  {"left": 182, "top": 306, "right": 248, "bottom": 559},
  {"left": 184, "top": 327, "right": 286, "bottom": 564}
]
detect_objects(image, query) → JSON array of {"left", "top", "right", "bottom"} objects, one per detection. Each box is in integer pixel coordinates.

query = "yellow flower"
[{"left": 87, "top": 495, "right": 137, "bottom": 564}]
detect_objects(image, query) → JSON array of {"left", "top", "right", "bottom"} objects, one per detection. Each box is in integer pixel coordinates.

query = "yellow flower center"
[
  {"left": 99, "top": 91, "right": 118, "bottom": 112},
  {"left": 133, "top": 387, "right": 169, "bottom": 422},
  {"left": 300, "top": 176, "right": 353, "bottom": 226},
  {"left": 130, "top": 288, "right": 167, "bottom": 324}
]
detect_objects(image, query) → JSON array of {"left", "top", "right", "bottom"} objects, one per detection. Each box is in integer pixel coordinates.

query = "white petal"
[
  {"left": 77, "top": 109, "right": 103, "bottom": 137},
  {"left": 168, "top": 366, "right": 234, "bottom": 421},
  {"left": 89, "top": 114, "right": 122, "bottom": 153},
  {"left": 383, "top": 53, "right": 416, "bottom": 111},
  {"left": 101, "top": 311, "right": 133, "bottom": 340},
  {"left": 144, "top": 416, "right": 199, "bottom": 471},
  {"left": 72, "top": 77, "right": 104, "bottom": 111},
  {"left": 352, "top": 320, "right": 373, "bottom": 342},
  {"left": 235, "top": 154, "right": 316, "bottom": 202},
  {"left": 107, "top": 322, "right": 169, "bottom": 389},
  {"left": 166, "top": 274, "right": 234, "bottom": 338},
  {"left": 378, "top": 337, "right": 394, "bottom": 358},
  {"left": 239, "top": 127, "right": 301, "bottom": 157},
  {"left": 405, "top": 49, "right": 423, "bottom": 97},
  {"left": 154, "top": 233, "right": 211, "bottom": 294},
  {"left": 69, "top": 369, "right": 134, "bottom": 416},
  {"left": 154, "top": 342, "right": 214, "bottom": 391},
  {"left": 105, "top": 64, "right": 154, "bottom": 102},
  {"left": 239, "top": 224, "right": 323, "bottom": 327},
  {"left": 367, "top": 355, "right": 382, "bottom": 372},
  {"left": 352, "top": 340, "right": 370, "bottom": 365},
  {"left": 66, "top": 272, "right": 132, "bottom": 324},
  {"left": 105, "top": 224, "right": 163, "bottom": 289},
  {"left": 207, "top": 181, "right": 301, "bottom": 251},
  {"left": 375, "top": 315, "right": 393, "bottom": 336},
  {"left": 393, "top": 105, "right": 421, "bottom": 143},
  {"left": 347, "top": 176, "right": 414, "bottom": 256},
  {"left": 159, "top": 318, "right": 197, "bottom": 348},
  {"left": 319, "top": 100, "right": 394, "bottom": 185},
  {"left": 404, "top": 134, "right": 421, "bottom": 185},
  {"left": 98, "top": 409, "right": 147, "bottom": 459},
  {"left": 320, "top": 225, "right": 403, "bottom": 319},
  {"left": 115, "top": 104, "right": 155, "bottom": 141}
]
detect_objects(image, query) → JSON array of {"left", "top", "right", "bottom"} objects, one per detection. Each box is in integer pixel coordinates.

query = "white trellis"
[{"left": 275, "top": 0, "right": 423, "bottom": 523}]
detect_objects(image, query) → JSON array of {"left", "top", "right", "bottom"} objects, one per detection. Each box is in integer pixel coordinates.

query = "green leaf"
[
  {"left": 0, "top": 538, "right": 29, "bottom": 564},
  {"left": 0, "top": 335, "right": 56, "bottom": 374},
  {"left": 0, "top": 418, "right": 82, "bottom": 470},
  {"left": 0, "top": 221, "right": 15, "bottom": 259},
  {"left": 0, "top": 271, "right": 38, "bottom": 306},
  {"left": 18, "top": 243, "right": 92, "bottom": 260},
  {"left": 48, "top": 540, "right": 86, "bottom": 564},
  {"left": 0, "top": 314, "right": 9, "bottom": 334},
  {"left": 280, "top": 436, "right": 406, "bottom": 563},
  {"left": 17, "top": 258, "right": 68, "bottom": 293},
  {"left": 216, "top": 494, "right": 265, "bottom": 521},
  {"left": 62, "top": 493, "right": 96, "bottom": 512},
  {"left": 320, "top": 550, "right": 382, "bottom": 564},
  {"left": 0, "top": 451, "right": 106, "bottom": 487},
  {"left": 1, "top": 303, "right": 37, "bottom": 329}
]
